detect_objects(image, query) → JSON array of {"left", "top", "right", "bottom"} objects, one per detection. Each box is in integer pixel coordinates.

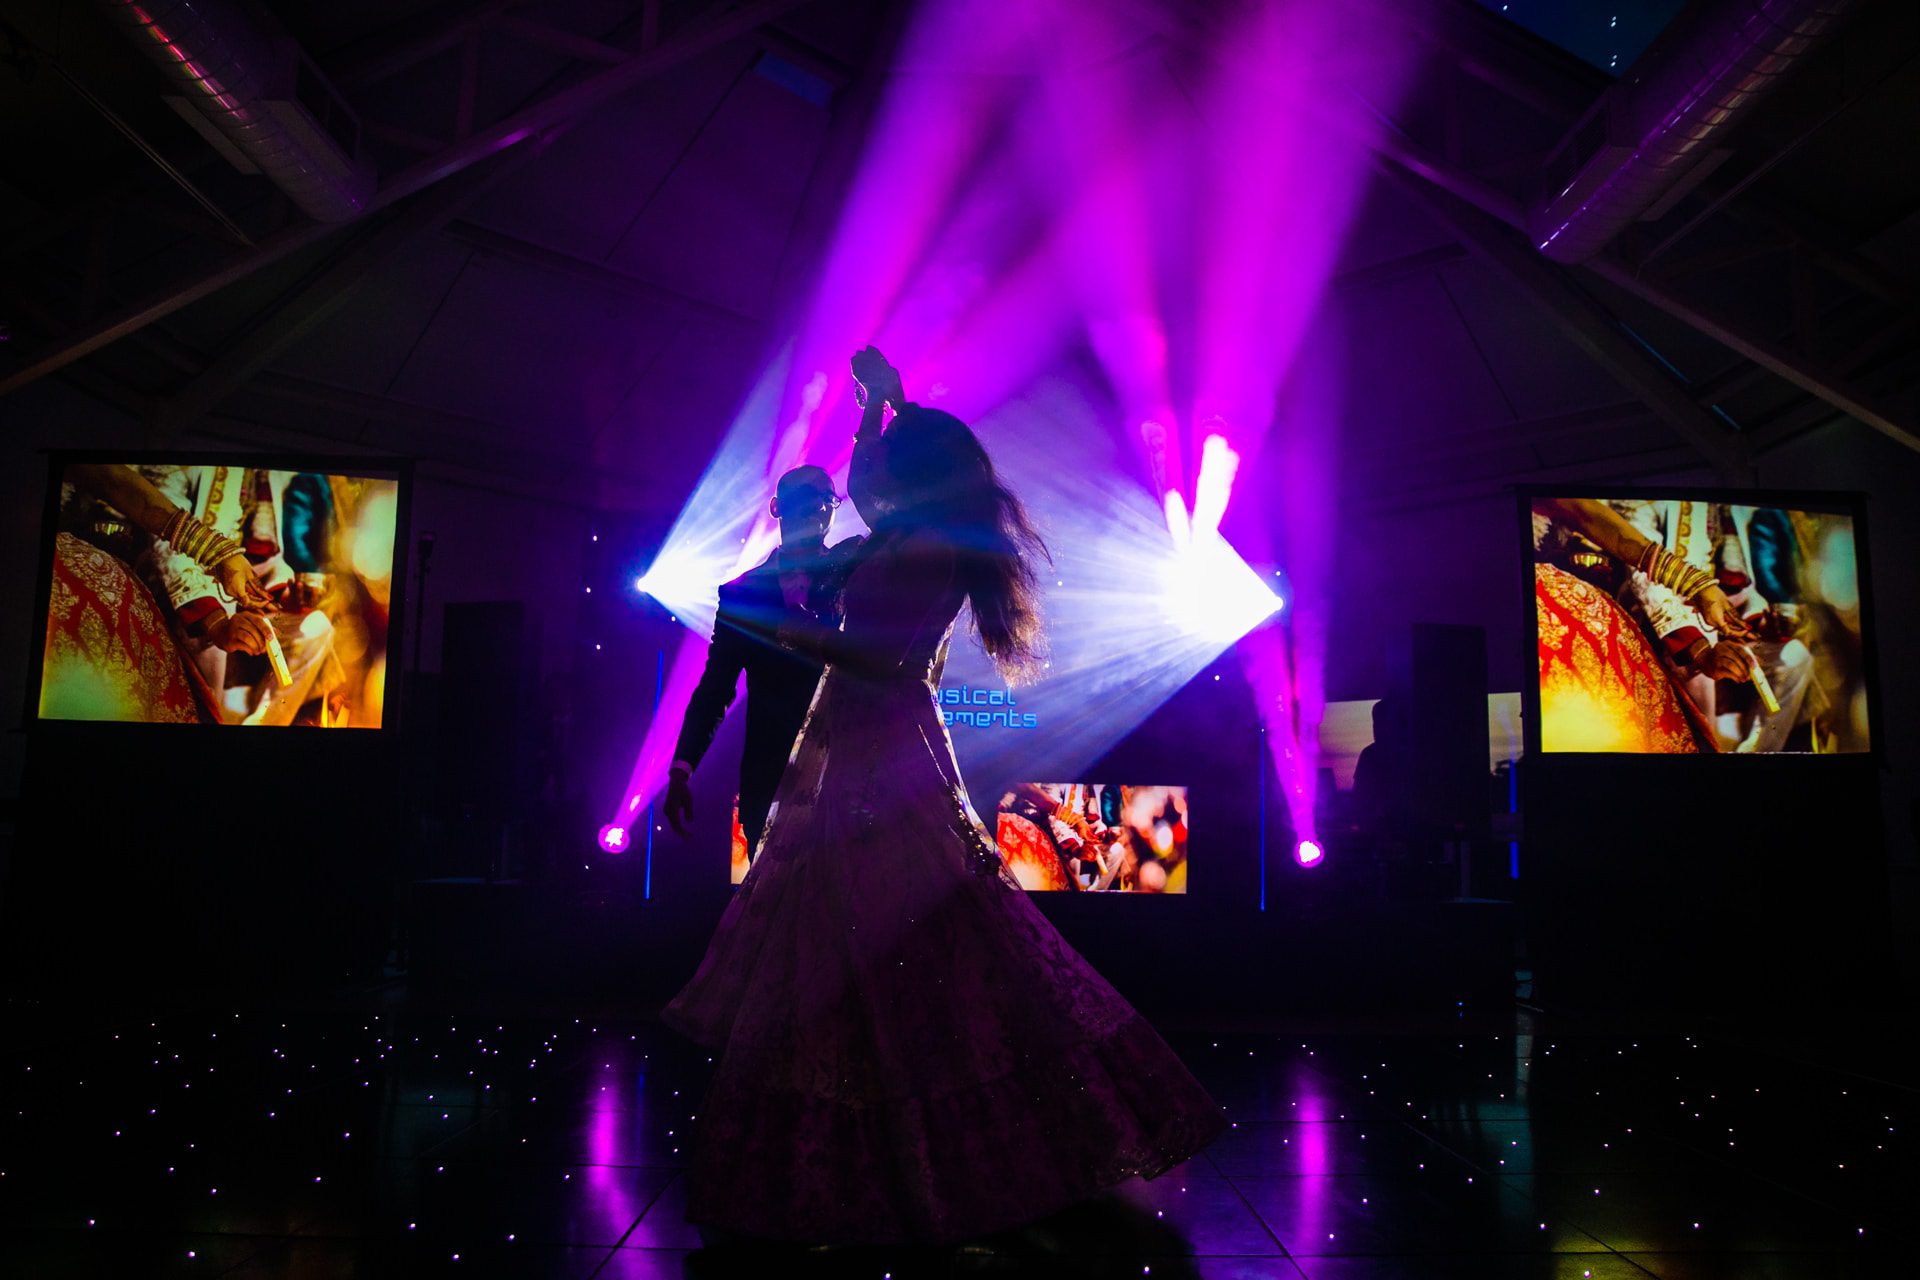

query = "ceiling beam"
[
  {"left": 1376, "top": 0, "right": 1604, "bottom": 121},
  {"left": 248, "top": 370, "right": 529, "bottom": 447},
  {"left": 492, "top": 15, "right": 631, "bottom": 66},
  {"left": 50, "top": 326, "right": 648, "bottom": 509},
  {"left": 1361, "top": 398, "right": 1653, "bottom": 462},
  {"left": 327, "top": 0, "right": 525, "bottom": 92},
  {"left": 1304, "top": 10, "right": 1920, "bottom": 460},
  {"left": 1329, "top": 243, "right": 1469, "bottom": 293},
  {"left": 370, "top": 0, "right": 810, "bottom": 212},
  {"left": 184, "top": 410, "right": 642, "bottom": 514},
  {"left": 1353, "top": 442, "right": 1708, "bottom": 517},
  {"left": 0, "top": 220, "right": 352, "bottom": 400},
  {"left": 1586, "top": 256, "right": 1920, "bottom": 454},
  {"left": 149, "top": 154, "right": 526, "bottom": 439},
  {"left": 440, "top": 219, "right": 765, "bottom": 329},
  {"left": 1386, "top": 168, "right": 1752, "bottom": 480},
  {"left": 0, "top": 0, "right": 811, "bottom": 403}
]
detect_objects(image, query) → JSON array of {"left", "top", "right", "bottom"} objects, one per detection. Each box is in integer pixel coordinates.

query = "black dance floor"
[{"left": 2, "top": 994, "right": 1909, "bottom": 1278}]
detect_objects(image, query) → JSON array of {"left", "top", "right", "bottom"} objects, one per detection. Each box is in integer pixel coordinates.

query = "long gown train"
[{"left": 662, "top": 528, "right": 1227, "bottom": 1245}]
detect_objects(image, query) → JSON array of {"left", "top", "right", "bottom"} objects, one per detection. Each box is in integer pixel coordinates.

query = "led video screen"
[
  {"left": 37, "top": 461, "right": 403, "bottom": 728},
  {"left": 993, "top": 784, "right": 1188, "bottom": 892},
  {"left": 728, "top": 784, "right": 1189, "bottom": 892},
  {"left": 1527, "top": 495, "right": 1869, "bottom": 754}
]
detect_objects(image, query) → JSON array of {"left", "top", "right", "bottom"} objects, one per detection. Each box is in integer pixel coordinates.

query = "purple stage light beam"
[
  {"left": 604, "top": 0, "right": 1047, "bottom": 850},
  {"left": 1184, "top": 2, "right": 1413, "bottom": 867}
]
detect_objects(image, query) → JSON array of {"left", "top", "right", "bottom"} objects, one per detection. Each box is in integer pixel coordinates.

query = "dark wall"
[
  {"left": 1314, "top": 421, "right": 1920, "bottom": 998},
  {"left": 4, "top": 379, "right": 1915, "bottom": 1005},
  {"left": 0, "top": 380, "right": 596, "bottom": 988},
  {"left": 1, "top": 379, "right": 593, "bottom": 801}
]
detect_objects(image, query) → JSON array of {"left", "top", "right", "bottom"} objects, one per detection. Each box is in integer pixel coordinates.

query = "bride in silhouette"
[{"left": 663, "top": 346, "right": 1226, "bottom": 1245}]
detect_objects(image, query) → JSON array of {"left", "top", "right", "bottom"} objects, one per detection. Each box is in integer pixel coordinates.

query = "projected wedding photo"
[
  {"left": 1528, "top": 495, "right": 1870, "bottom": 755},
  {"left": 993, "top": 783, "right": 1189, "bottom": 893},
  {"left": 37, "top": 460, "right": 402, "bottom": 728}
]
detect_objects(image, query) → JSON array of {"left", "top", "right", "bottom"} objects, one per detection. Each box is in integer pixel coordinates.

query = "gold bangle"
[
  {"left": 1660, "top": 556, "right": 1686, "bottom": 592},
  {"left": 1639, "top": 546, "right": 1712, "bottom": 602},
  {"left": 173, "top": 518, "right": 239, "bottom": 569},
  {"left": 1645, "top": 546, "right": 1671, "bottom": 587}
]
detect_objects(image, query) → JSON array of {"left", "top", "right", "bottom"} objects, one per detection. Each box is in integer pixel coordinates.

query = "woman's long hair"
[{"left": 881, "top": 406, "right": 1048, "bottom": 682}]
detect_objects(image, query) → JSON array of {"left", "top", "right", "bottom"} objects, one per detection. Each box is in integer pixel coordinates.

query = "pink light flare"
[
  {"left": 778, "top": 0, "right": 1044, "bottom": 473},
  {"left": 1239, "top": 618, "right": 1322, "bottom": 871},
  {"left": 1181, "top": 2, "right": 1413, "bottom": 871},
  {"left": 1024, "top": 7, "right": 1188, "bottom": 500},
  {"left": 598, "top": 825, "right": 629, "bottom": 855},
  {"left": 1191, "top": 0, "right": 1413, "bottom": 440},
  {"left": 600, "top": 636, "right": 712, "bottom": 847},
  {"left": 1189, "top": 432, "right": 1240, "bottom": 543},
  {"left": 1156, "top": 437, "right": 1280, "bottom": 645},
  {"left": 602, "top": 0, "right": 1048, "bottom": 858}
]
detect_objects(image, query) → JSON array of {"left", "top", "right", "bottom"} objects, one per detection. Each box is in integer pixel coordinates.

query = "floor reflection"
[{"left": 0, "top": 1002, "right": 1906, "bottom": 1277}]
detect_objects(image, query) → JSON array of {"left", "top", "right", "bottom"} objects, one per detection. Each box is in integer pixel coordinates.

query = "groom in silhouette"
[{"left": 665, "top": 465, "right": 860, "bottom": 861}]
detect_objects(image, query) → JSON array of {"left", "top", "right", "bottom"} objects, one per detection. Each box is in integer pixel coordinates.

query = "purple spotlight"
[
  {"left": 1295, "top": 839, "right": 1324, "bottom": 868},
  {"left": 598, "top": 824, "right": 629, "bottom": 855}
]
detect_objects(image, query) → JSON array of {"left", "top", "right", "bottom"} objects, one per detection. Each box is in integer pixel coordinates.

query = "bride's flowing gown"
[{"left": 662, "top": 525, "right": 1227, "bottom": 1245}]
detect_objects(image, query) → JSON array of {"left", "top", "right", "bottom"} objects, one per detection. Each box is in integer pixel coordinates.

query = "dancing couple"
[{"left": 661, "top": 347, "right": 1227, "bottom": 1246}]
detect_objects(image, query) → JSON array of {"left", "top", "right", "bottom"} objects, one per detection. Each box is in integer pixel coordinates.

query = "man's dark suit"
[{"left": 672, "top": 542, "right": 861, "bottom": 858}]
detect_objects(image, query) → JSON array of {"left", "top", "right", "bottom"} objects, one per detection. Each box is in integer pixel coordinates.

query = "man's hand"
[
  {"left": 1705, "top": 640, "right": 1757, "bottom": 683},
  {"left": 275, "top": 576, "right": 327, "bottom": 614},
  {"left": 214, "top": 555, "right": 276, "bottom": 612},
  {"left": 665, "top": 768, "right": 694, "bottom": 837},
  {"left": 1696, "top": 585, "right": 1754, "bottom": 642},
  {"left": 1748, "top": 604, "right": 1794, "bottom": 642},
  {"left": 207, "top": 610, "right": 274, "bottom": 656}
]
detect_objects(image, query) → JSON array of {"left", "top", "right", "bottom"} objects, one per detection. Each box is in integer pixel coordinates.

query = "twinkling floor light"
[{"left": 12, "top": 1015, "right": 1888, "bottom": 1267}]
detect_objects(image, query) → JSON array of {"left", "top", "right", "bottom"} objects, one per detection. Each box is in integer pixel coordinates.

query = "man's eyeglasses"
[{"left": 784, "top": 491, "right": 842, "bottom": 514}]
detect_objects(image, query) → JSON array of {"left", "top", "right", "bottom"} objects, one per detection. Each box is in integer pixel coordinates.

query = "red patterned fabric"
[
  {"left": 1536, "top": 563, "right": 1702, "bottom": 754},
  {"left": 994, "top": 811, "right": 1074, "bottom": 891},
  {"left": 41, "top": 533, "right": 208, "bottom": 724}
]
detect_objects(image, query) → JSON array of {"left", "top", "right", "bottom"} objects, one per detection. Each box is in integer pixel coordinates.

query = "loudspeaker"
[
  {"left": 1399, "top": 623, "right": 1491, "bottom": 841},
  {"left": 439, "top": 602, "right": 539, "bottom": 821}
]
